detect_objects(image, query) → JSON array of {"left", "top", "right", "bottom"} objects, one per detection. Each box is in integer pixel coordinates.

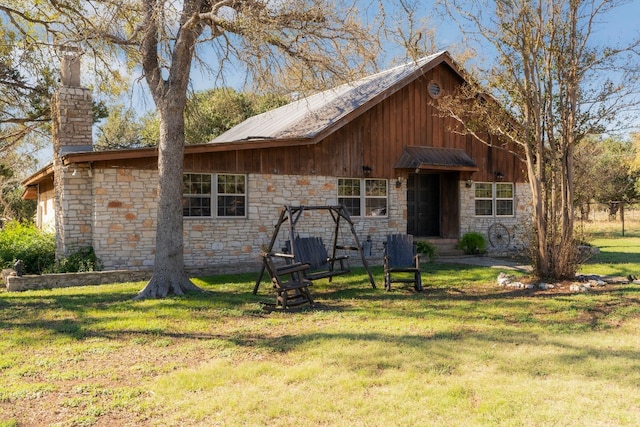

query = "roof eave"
[{"left": 22, "top": 163, "right": 55, "bottom": 187}]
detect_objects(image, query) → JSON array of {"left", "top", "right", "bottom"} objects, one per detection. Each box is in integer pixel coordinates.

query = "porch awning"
[{"left": 394, "top": 146, "right": 479, "bottom": 172}]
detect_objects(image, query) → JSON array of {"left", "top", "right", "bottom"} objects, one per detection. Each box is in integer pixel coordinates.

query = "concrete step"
[{"left": 416, "top": 238, "right": 465, "bottom": 257}]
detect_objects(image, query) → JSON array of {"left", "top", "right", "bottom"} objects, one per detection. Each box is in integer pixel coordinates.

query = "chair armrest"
[
  {"left": 270, "top": 252, "right": 295, "bottom": 260},
  {"left": 276, "top": 262, "right": 311, "bottom": 276}
]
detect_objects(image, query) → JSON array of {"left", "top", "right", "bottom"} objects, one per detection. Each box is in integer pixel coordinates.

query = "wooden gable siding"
[{"left": 100, "top": 62, "right": 525, "bottom": 182}]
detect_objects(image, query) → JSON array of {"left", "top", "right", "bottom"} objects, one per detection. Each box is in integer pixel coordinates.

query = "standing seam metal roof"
[{"left": 210, "top": 51, "right": 448, "bottom": 144}]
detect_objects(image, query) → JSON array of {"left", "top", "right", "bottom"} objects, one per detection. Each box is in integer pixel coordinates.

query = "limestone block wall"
[
  {"left": 459, "top": 181, "right": 533, "bottom": 253},
  {"left": 90, "top": 169, "right": 406, "bottom": 271},
  {"left": 56, "top": 164, "right": 94, "bottom": 254},
  {"left": 92, "top": 168, "right": 158, "bottom": 270},
  {"left": 58, "top": 163, "right": 534, "bottom": 271},
  {"left": 51, "top": 86, "right": 94, "bottom": 258},
  {"left": 52, "top": 87, "right": 93, "bottom": 152}
]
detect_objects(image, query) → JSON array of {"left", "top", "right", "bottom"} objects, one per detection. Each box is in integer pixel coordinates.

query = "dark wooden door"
[{"left": 407, "top": 173, "right": 440, "bottom": 237}]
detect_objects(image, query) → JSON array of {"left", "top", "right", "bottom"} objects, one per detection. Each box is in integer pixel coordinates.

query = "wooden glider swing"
[{"left": 254, "top": 205, "right": 376, "bottom": 295}]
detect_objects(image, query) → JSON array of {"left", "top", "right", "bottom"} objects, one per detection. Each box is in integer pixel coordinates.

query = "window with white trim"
[
  {"left": 495, "top": 183, "right": 514, "bottom": 216},
  {"left": 338, "top": 178, "right": 387, "bottom": 217},
  {"left": 183, "top": 173, "right": 246, "bottom": 218},
  {"left": 474, "top": 182, "right": 514, "bottom": 217}
]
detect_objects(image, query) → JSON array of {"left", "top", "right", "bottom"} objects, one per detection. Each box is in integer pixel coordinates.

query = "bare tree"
[
  {"left": 439, "top": 0, "right": 640, "bottom": 279},
  {"left": 2, "top": 1, "right": 379, "bottom": 297}
]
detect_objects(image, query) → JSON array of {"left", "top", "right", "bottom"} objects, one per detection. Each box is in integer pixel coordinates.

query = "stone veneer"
[
  {"left": 51, "top": 87, "right": 94, "bottom": 257},
  {"left": 459, "top": 181, "right": 533, "bottom": 254},
  {"left": 68, "top": 165, "right": 532, "bottom": 272},
  {"left": 90, "top": 170, "right": 407, "bottom": 271}
]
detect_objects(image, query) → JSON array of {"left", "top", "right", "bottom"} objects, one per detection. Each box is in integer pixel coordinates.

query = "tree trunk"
[{"left": 135, "top": 101, "right": 202, "bottom": 299}]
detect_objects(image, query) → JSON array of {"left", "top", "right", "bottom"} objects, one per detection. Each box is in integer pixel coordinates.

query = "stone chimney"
[
  {"left": 52, "top": 49, "right": 93, "bottom": 156},
  {"left": 52, "top": 50, "right": 94, "bottom": 258}
]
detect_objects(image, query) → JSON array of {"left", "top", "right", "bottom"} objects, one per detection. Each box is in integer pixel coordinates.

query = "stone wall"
[
  {"left": 4, "top": 270, "right": 152, "bottom": 292},
  {"left": 51, "top": 86, "right": 94, "bottom": 258},
  {"left": 92, "top": 168, "right": 158, "bottom": 269},
  {"left": 459, "top": 181, "right": 533, "bottom": 253},
  {"left": 49, "top": 162, "right": 532, "bottom": 271},
  {"left": 88, "top": 168, "right": 406, "bottom": 271}
]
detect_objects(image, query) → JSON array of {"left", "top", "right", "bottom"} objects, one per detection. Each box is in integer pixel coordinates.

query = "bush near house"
[
  {"left": 45, "top": 246, "right": 103, "bottom": 273},
  {"left": 0, "top": 221, "right": 103, "bottom": 275},
  {"left": 457, "top": 231, "right": 487, "bottom": 255},
  {"left": 0, "top": 221, "right": 55, "bottom": 274},
  {"left": 416, "top": 240, "right": 438, "bottom": 261}
]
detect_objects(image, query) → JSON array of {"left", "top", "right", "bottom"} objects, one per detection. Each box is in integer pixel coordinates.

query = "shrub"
[
  {"left": 457, "top": 232, "right": 487, "bottom": 255},
  {"left": 46, "top": 247, "right": 103, "bottom": 273},
  {"left": 416, "top": 241, "right": 438, "bottom": 262},
  {"left": 0, "top": 221, "right": 56, "bottom": 274}
]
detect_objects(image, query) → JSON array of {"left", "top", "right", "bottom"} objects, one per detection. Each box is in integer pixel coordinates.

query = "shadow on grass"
[{"left": 2, "top": 262, "right": 640, "bottom": 347}]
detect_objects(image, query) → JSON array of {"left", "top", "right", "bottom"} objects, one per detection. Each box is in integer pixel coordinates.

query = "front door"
[{"left": 407, "top": 173, "right": 440, "bottom": 237}]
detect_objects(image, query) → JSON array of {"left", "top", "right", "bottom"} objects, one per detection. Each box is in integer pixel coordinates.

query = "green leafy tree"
[
  {"left": 574, "top": 136, "right": 639, "bottom": 220},
  {"left": 185, "top": 89, "right": 288, "bottom": 144},
  {"left": 440, "top": 0, "right": 640, "bottom": 279},
  {"left": 95, "top": 88, "right": 289, "bottom": 149},
  {"left": 95, "top": 104, "right": 145, "bottom": 150}
]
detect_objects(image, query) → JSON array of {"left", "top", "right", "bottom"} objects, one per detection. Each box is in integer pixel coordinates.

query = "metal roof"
[
  {"left": 211, "top": 51, "right": 448, "bottom": 143},
  {"left": 394, "top": 146, "right": 479, "bottom": 171}
]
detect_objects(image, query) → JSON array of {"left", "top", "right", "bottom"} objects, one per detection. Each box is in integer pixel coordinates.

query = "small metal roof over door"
[{"left": 394, "top": 146, "right": 479, "bottom": 172}]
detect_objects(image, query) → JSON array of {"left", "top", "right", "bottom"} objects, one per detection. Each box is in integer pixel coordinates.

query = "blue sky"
[{"left": 124, "top": 0, "right": 640, "bottom": 110}]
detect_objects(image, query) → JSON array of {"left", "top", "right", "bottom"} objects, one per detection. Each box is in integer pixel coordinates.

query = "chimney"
[
  {"left": 52, "top": 48, "right": 93, "bottom": 155},
  {"left": 51, "top": 48, "right": 94, "bottom": 258},
  {"left": 60, "top": 51, "right": 81, "bottom": 87}
]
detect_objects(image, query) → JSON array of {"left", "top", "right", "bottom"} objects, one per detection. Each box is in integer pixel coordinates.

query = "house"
[{"left": 22, "top": 51, "right": 531, "bottom": 273}]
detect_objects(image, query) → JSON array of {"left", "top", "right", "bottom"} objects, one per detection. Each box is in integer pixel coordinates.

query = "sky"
[
  {"left": 124, "top": 0, "right": 640, "bottom": 112},
  {"left": 30, "top": 0, "right": 640, "bottom": 169}
]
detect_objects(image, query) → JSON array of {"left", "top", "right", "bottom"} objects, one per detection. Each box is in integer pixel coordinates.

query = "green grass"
[
  {"left": 1, "top": 236, "right": 640, "bottom": 426},
  {"left": 580, "top": 236, "right": 640, "bottom": 277}
]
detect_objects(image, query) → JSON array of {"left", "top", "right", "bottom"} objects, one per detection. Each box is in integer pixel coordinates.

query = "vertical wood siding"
[{"left": 119, "top": 63, "right": 525, "bottom": 183}]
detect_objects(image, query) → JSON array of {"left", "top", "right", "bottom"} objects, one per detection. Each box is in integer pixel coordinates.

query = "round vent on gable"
[{"left": 427, "top": 80, "right": 443, "bottom": 99}]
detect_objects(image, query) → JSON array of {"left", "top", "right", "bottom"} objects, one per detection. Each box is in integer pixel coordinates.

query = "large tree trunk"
[
  {"left": 134, "top": 0, "right": 205, "bottom": 299},
  {"left": 135, "top": 101, "right": 202, "bottom": 299}
]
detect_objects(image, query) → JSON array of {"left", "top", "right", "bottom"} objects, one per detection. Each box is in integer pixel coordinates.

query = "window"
[
  {"left": 183, "top": 173, "right": 246, "bottom": 218},
  {"left": 338, "top": 178, "right": 387, "bottom": 217},
  {"left": 495, "top": 183, "right": 514, "bottom": 216},
  {"left": 183, "top": 173, "right": 211, "bottom": 217},
  {"left": 217, "top": 174, "right": 246, "bottom": 217},
  {"left": 338, "top": 178, "right": 361, "bottom": 217},
  {"left": 474, "top": 182, "right": 514, "bottom": 217}
]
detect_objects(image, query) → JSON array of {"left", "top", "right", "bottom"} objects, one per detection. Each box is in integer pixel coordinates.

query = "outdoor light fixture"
[
  {"left": 362, "top": 165, "right": 372, "bottom": 177},
  {"left": 495, "top": 171, "right": 504, "bottom": 181},
  {"left": 395, "top": 177, "right": 402, "bottom": 188},
  {"left": 466, "top": 179, "right": 473, "bottom": 188}
]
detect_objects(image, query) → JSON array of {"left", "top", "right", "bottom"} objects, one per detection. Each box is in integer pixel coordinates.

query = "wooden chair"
[
  {"left": 287, "top": 236, "right": 350, "bottom": 281},
  {"left": 260, "top": 252, "right": 314, "bottom": 309},
  {"left": 383, "top": 234, "right": 423, "bottom": 291}
]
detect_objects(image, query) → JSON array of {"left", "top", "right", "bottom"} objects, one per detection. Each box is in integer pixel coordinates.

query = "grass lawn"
[{"left": 1, "top": 235, "right": 640, "bottom": 426}]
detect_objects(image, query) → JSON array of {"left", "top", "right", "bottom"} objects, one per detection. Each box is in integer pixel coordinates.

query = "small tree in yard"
[
  {"left": 2, "top": 1, "right": 378, "bottom": 298},
  {"left": 440, "top": 0, "right": 640, "bottom": 280}
]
